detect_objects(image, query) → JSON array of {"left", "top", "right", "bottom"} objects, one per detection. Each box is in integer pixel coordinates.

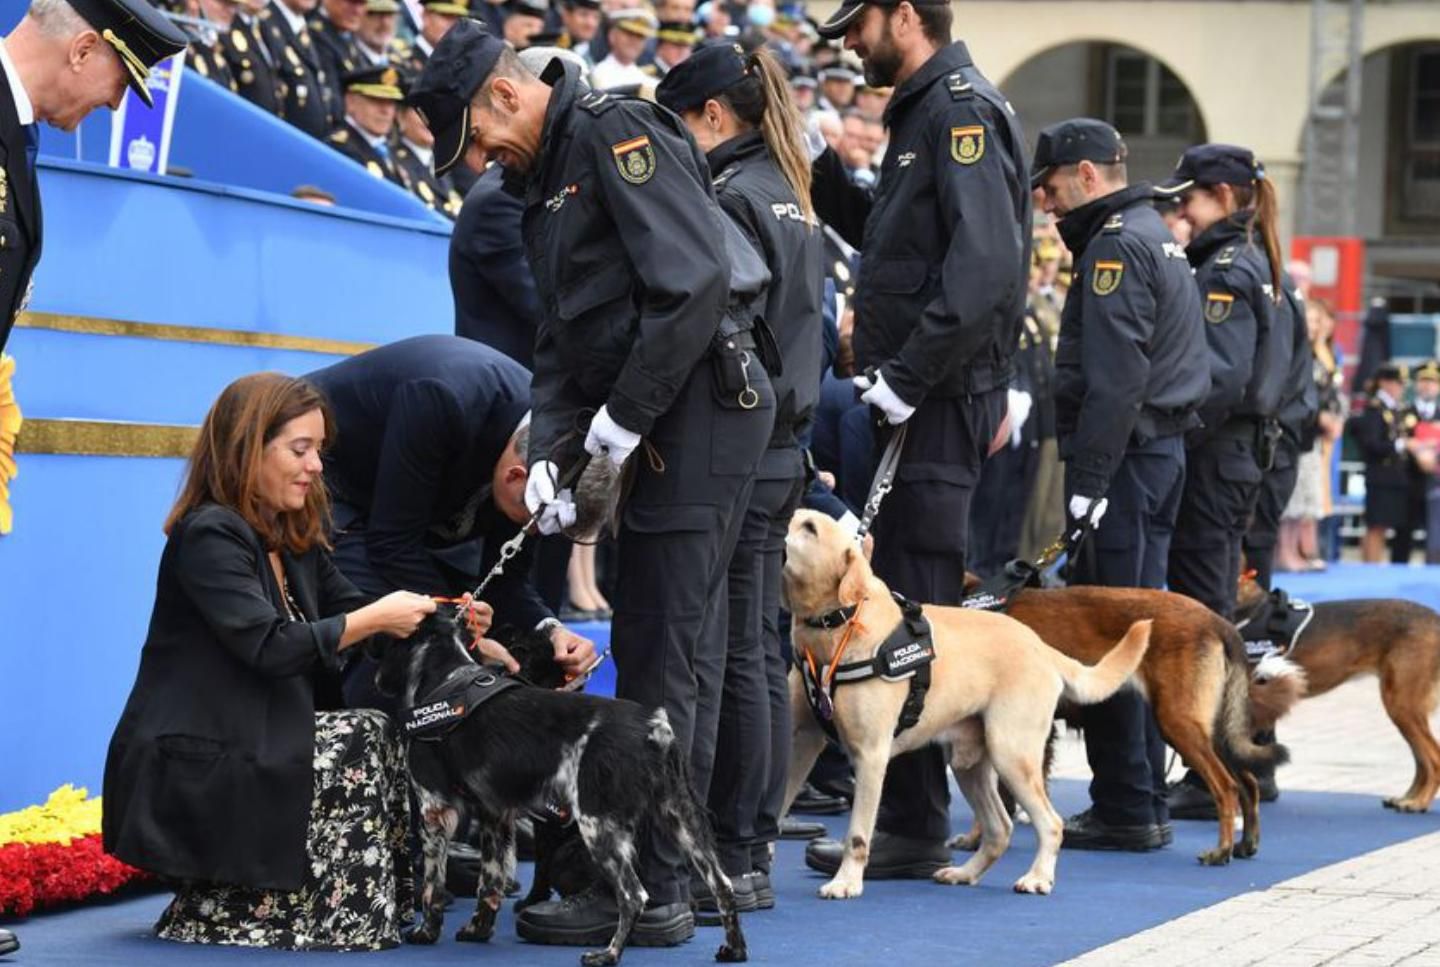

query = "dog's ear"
[{"left": 837, "top": 544, "right": 870, "bottom": 607}]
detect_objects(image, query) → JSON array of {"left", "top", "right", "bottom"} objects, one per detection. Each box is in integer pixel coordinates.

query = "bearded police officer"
[
  {"left": 803, "top": 0, "right": 1032, "bottom": 879},
  {"left": 412, "top": 22, "right": 773, "bottom": 945},
  {"left": 1032, "top": 118, "right": 1208, "bottom": 852},
  {"left": 2, "top": 0, "right": 187, "bottom": 358}
]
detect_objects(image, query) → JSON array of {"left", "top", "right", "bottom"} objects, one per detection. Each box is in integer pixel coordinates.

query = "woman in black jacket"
[
  {"left": 103, "top": 372, "right": 436, "bottom": 950},
  {"left": 656, "top": 43, "right": 825, "bottom": 913}
]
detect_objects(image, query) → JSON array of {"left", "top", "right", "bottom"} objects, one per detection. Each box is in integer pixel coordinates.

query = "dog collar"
[{"left": 802, "top": 605, "right": 858, "bottom": 630}]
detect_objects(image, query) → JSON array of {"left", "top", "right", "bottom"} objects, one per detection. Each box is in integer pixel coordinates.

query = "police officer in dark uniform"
[
  {"left": 413, "top": 23, "right": 773, "bottom": 944},
  {"left": 1243, "top": 281, "right": 1316, "bottom": 589},
  {"left": 222, "top": 2, "right": 285, "bottom": 115},
  {"left": 1353, "top": 362, "right": 1419, "bottom": 563},
  {"left": 326, "top": 65, "right": 407, "bottom": 186},
  {"left": 189, "top": 21, "right": 239, "bottom": 93},
  {"left": 1156, "top": 144, "right": 1293, "bottom": 621},
  {"left": 1, "top": 0, "right": 187, "bottom": 355},
  {"left": 802, "top": 0, "right": 1031, "bottom": 879},
  {"left": 263, "top": 0, "right": 339, "bottom": 138},
  {"left": 656, "top": 42, "right": 825, "bottom": 910},
  {"left": 308, "top": 0, "right": 365, "bottom": 108},
  {"left": 1031, "top": 118, "right": 1208, "bottom": 850}
]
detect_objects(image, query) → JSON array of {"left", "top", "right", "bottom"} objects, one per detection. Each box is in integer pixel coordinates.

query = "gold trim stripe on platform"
[
  {"left": 17, "top": 419, "right": 198, "bottom": 458},
  {"left": 15, "top": 312, "right": 376, "bottom": 357}
]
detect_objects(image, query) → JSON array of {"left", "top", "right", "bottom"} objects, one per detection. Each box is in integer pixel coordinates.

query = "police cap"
[
  {"left": 1030, "top": 117, "right": 1126, "bottom": 189},
  {"left": 815, "top": 0, "right": 947, "bottom": 40},
  {"left": 343, "top": 64, "right": 406, "bottom": 99},
  {"left": 422, "top": 0, "right": 472, "bottom": 15},
  {"left": 67, "top": 0, "right": 189, "bottom": 108},
  {"left": 410, "top": 20, "right": 507, "bottom": 176},
  {"left": 366, "top": 0, "right": 401, "bottom": 13},
  {"left": 655, "top": 41, "right": 745, "bottom": 114},
  {"left": 1416, "top": 360, "right": 1440, "bottom": 383},
  {"left": 656, "top": 21, "right": 699, "bottom": 46},
  {"left": 1156, "top": 143, "right": 1264, "bottom": 195},
  {"left": 509, "top": 0, "right": 549, "bottom": 19},
  {"left": 1374, "top": 362, "right": 1406, "bottom": 384}
]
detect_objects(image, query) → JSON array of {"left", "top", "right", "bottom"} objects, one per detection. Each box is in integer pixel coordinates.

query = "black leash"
[{"left": 855, "top": 423, "right": 908, "bottom": 543}]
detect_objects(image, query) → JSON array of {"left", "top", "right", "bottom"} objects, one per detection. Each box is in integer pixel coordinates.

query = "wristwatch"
[{"left": 535, "top": 616, "right": 563, "bottom": 637}]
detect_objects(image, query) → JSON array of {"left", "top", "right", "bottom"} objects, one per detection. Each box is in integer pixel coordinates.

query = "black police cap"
[
  {"left": 1156, "top": 143, "right": 1264, "bottom": 195},
  {"left": 1374, "top": 362, "right": 1406, "bottom": 384},
  {"left": 343, "top": 64, "right": 406, "bottom": 100},
  {"left": 68, "top": 0, "right": 189, "bottom": 108},
  {"left": 1030, "top": 117, "right": 1126, "bottom": 189},
  {"left": 815, "top": 0, "right": 947, "bottom": 40},
  {"left": 655, "top": 41, "right": 745, "bottom": 114},
  {"left": 1415, "top": 360, "right": 1440, "bottom": 383},
  {"left": 409, "top": 20, "right": 506, "bottom": 176}
]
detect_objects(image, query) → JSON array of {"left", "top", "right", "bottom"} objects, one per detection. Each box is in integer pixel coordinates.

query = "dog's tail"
[
  {"left": 1247, "top": 652, "right": 1308, "bottom": 734},
  {"left": 1055, "top": 619, "right": 1152, "bottom": 705},
  {"left": 1216, "top": 622, "right": 1293, "bottom": 770}
]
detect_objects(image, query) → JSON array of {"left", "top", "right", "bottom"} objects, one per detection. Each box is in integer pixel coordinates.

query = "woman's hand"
[{"left": 365, "top": 591, "right": 437, "bottom": 639}]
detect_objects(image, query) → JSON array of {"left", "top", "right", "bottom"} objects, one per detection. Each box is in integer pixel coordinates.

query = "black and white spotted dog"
[{"left": 376, "top": 610, "right": 748, "bottom": 966}]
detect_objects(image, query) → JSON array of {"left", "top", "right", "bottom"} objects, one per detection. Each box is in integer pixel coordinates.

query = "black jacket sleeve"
[
  {"left": 881, "top": 99, "right": 1026, "bottom": 405},
  {"left": 1198, "top": 276, "right": 1259, "bottom": 432},
  {"left": 809, "top": 146, "right": 871, "bottom": 249},
  {"left": 591, "top": 106, "right": 731, "bottom": 436},
  {"left": 176, "top": 511, "right": 348, "bottom": 677},
  {"left": 1065, "top": 236, "right": 1154, "bottom": 498}
]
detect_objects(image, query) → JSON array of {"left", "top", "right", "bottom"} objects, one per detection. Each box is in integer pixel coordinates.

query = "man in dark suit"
[
  {"left": 222, "top": 0, "right": 284, "bottom": 116},
  {"left": 1, "top": 0, "right": 186, "bottom": 360},
  {"left": 262, "top": 0, "right": 339, "bottom": 138},
  {"left": 325, "top": 64, "right": 406, "bottom": 186},
  {"left": 307, "top": 0, "right": 364, "bottom": 107},
  {"left": 448, "top": 165, "right": 538, "bottom": 363},
  {"left": 304, "top": 336, "right": 595, "bottom": 710}
]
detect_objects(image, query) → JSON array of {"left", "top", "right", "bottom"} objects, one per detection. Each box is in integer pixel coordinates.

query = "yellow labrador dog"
[{"left": 781, "top": 510, "right": 1151, "bottom": 898}]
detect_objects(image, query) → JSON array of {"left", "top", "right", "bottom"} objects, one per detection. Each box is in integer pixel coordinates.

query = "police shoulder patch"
[
  {"left": 1216, "top": 245, "right": 1237, "bottom": 266},
  {"left": 946, "top": 72, "right": 974, "bottom": 100},
  {"left": 1092, "top": 260, "right": 1124, "bottom": 296},
  {"left": 950, "top": 125, "right": 984, "bottom": 165},
  {"left": 1205, "top": 291, "right": 1235, "bottom": 323},
  {"left": 1102, "top": 213, "right": 1124, "bottom": 233},
  {"left": 612, "top": 134, "right": 656, "bottom": 185}
]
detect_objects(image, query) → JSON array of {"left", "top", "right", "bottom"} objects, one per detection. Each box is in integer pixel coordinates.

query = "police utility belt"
[
  {"left": 797, "top": 592, "right": 936, "bottom": 741},
  {"left": 403, "top": 666, "right": 521, "bottom": 741}
]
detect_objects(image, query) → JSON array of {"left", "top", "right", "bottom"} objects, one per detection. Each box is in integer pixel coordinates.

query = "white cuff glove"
[
  {"left": 1007, "top": 389, "right": 1033, "bottom": 449},
  {"left": 836, "top": 510, "right": 862, "bottom": 539},
  {"left": 1068, "top": 495, "right": 1109, "bottom": 528},
  {"left": 803, "top": 117, "right": 828, "bottom": 162},
  {"left": 853, "top": 371, "right": 915, "bottom": 425},
  {"left": 584, "top": 405, "right": 641, "bottom": 467},
  {"left": 524, "top": 461, "right": 577, "bottom": 536}
]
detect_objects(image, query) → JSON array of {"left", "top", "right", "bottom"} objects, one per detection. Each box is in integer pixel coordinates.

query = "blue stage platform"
[{"left": 7, "top": 780, "right": 1438, "bottom": 966}]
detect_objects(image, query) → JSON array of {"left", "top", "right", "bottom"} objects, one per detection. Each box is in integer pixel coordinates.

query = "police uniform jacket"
[
  {"left": 708, "top": 131, "right": 824, "bottom": 452},
  {"left": 519, "top": 61, "right": 732, "bottom": 461},
  {"left": 189, "top": 39, "right": 238, "bottom": 92},
  {"left": 305, "top": 335, "right": 549, "bottom": 625},
  {"left": 1275, "top": 282, "right": 1318, "bottom": 452},
  {"left": 327, "top": 121, "right": 407, "bottom": 187},
  {"left": 451, "top": 165, "right": 541, "bottom": 367},
  {"left": 0, "top": 66, "right": 41, "bottom": 353},
  {"left": 305, "top": 10, "right": 361, "bottom": 110},
  {"left": 1351, "top": 393, "right": 1412, "bottom": 491},
  {"left": 394, "top": 139, "right": 463, "bottom": 219},
  {"left": 103, "top": 503, "right": 366, "bottom": 892},
  {"left": 221, "top": 15, "right": 284, "bottom": 116},
  {"left": 1187, "top": 213, "right": 1292, "bottom": 440},
  {"left": 809, "top": 41, "right": 1031, "bottom": 404},
  {"left": 262, "top": 1, "right": 337, "bottom": 138},
  {"left": 1053, "top": 184, "right": 1208, "bottom": 498}
]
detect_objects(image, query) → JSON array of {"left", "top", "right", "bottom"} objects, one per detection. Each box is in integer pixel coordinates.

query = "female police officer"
[{"left": 656, "top": 41, "right": 825, "bottom": 914}]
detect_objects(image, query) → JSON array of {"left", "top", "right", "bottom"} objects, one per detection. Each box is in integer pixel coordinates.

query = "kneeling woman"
[{"left": 103, "top": 373, "right": 436, "bottom": 950}]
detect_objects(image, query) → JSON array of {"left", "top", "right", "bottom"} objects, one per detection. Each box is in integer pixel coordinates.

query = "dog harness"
[
  {"left": 403, "top": 665, "right": 522, "bottom": 741},
  {"left": 961, "top": 559, "right": 1042, "bottom": 612},
  {"left": 797, "top": 592, "right": 936, "bottom": 741},
  {"left": 1235, "top": 588, "right": 1315, "bottom": 663}
]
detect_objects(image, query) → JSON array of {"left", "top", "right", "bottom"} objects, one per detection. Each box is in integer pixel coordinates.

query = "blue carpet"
[
  {"left": 1273, "top": 561, "right": 1440, "bottom": 610},
  {"left": 7, "top": 780, "right": 1438, "bottom": 967}
]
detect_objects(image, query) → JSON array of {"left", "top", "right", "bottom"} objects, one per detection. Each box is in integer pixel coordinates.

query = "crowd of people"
[{"left": 7, "top": 0, "right": 1440, "bottom": 959}]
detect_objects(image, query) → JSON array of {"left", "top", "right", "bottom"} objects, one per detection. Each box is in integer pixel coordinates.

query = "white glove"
[
  {"left": 1006, "top": 389, "right": 1033, "bottom": 449},
  {"left": 803, "top": 116, "right": 828, "bottom": 162},
  {"left": 524, "top": 461, "right": 577, "bottom": 535},
  {"left": 1068, "top": 495, "right": 1109, "bottom": 528},
  {"left": 583, "top": 405, "right": 641, "bottom": 467},
  {"left": 853, "top": 371, "right": 915, "bottom": 425}
]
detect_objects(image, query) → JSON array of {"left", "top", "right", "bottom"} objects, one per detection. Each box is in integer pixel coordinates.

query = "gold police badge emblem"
[
  {"left": 1205, "top": 291, "right": 1234, "bottom": 323},
  {"left": 366, "top": 160, "right": 385, "bottom": 178},
  {"left": 1092, "top": 260, "right": 1124, "bottom": 296},
  {"left": 951, "top": 125, "right": 984, "bottom": 165},
  {"left": 612, "top": 135, "right": 656, "bottom": 185}
]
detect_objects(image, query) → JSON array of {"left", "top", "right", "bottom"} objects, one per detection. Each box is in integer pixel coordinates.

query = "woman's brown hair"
[
  {"left": 165, "top": 372, "right": 335, "bottom": 553},
  {"left": 713, "top": 47, "right": 815, "bottom": 226},
  {"left": 1226, "top": 173, "right": 1285, "bottom": 302}
]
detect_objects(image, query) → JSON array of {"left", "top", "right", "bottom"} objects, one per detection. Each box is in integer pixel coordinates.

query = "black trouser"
[
  {"left": 1066, "top": 433, "right": 1186, "bottom": 827},
  {"left": 869, "top": 389, "right": 1006, "bottom": 842},
  {"left": 612, "top": 359, "right": 774, "bottom": 905},
  {"left": 708, "top": 449, "right": 804, "bottom": 874},
  {"left": 1167, "top": 426, "right": 1264, "bottom": 620},
  {"left": 968, "top": 436, "right": 1039, "bottom": 577},
  {"left": 1241, "top": 439, "right": 1300, "bottom": 590}
]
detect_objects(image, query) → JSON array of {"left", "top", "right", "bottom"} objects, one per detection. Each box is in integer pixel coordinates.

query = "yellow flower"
[
  {"left": 0, "top": 785, "right": 104, "bottom": 846},
  {"left": 0, "top": 353, "right": 20, "bottom": 535}
]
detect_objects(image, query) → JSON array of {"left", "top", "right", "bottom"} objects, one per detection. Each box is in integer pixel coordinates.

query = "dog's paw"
[
  {"left": 945, "top": 831, "right": 980, "bottom": 852},
  {"left": 405, "top": 924, "right": 440, "bottom": 945},
  {"left": 1383, "top": 796, "right": 1431, "bottom": 813},
  {"left": 1232, "top": 840, "right": 1258, "bottom": 860},
  {"left": 1197, "top": 847, "right": 1232, "bottom": 867},
  {"left": 716, "top": 942, "right": 749, "bottom": 962},
  {"left": 817, "top": 876, "right": 863, "bottom": 899},
  {"left": 456, "top": 920, "right": 495, "bottom": 943},
  {"left": 933, "top": 865, "right": 980, "bottom": 886},
  {"left": 1012, "top": 874, "right": 1053, "bottom": 895},
  {"left": 580, "top": 948, "right": 620, "bottom": 967}
]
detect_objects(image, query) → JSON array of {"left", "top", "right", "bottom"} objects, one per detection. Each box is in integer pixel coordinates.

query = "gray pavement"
[{"left": 1052, "top": 678, "right": 1440, "bottom": 966}]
